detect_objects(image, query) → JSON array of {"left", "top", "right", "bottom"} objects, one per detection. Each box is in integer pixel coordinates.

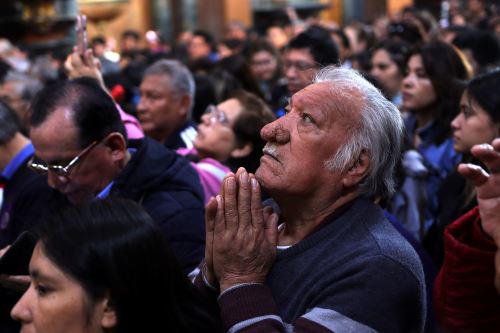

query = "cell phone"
[
  {"left": 75, "top": 14, "right": 88, "bottom": 56},
  {"left": 0, "top": 231, "right": 37, "bottom": 276}
]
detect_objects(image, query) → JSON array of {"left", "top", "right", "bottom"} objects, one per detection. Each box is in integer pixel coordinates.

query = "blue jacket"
[{"left": 113, "top": 137, "right": 205, "bottom": 274}]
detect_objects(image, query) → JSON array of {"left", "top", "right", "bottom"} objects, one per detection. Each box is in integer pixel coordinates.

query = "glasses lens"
[{"left": 205, "top": 105, "right": 215, "bottom": 114}]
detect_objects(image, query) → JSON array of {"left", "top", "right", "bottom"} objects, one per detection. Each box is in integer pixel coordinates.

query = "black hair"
[
  {"left": 452, "top": 29, "right": 500, "bottom": 71},
  {"left": 286, "top": 25, "right": 340, "bottom": 67},
  {"left": 330, "top": 28, "right": 350, "bottom": 50},
  {"left": 372, "top": 39, "right": 410, "bottom": 75},
  {"left": 245, "top": 38, "right": 283, "bottom": 82},
  {"left": 30, "top": 77, "right": 127, "bottom": 148},
  {"left": 36, "top": 198, "right": 220, "bottom": 333},
  {"left": 121, "top": 30, "right": 140, "bottom": 41},
  {"left": 91, "top": 36, "right": 106, "bottom": 47},
  {"left": 407, "top": 41, "right": 469, "bottom": 144},
  {"left": 0, "top": 98, "right": 20, "bottom": 144},
  {"left": 192, "top": 30, "right": 216, "bottom": 52},
  {"left": 467, "top": 68, "right": 500, "bottom": 124},
  {"left": 218, "top": 54, "right": 264, "bottom": 99},
  {"left": 387, "top": 22, "right": 422, "bottom": 44},
  {"left": 227, "top": 90, "right": 276, "bottom": 173}
]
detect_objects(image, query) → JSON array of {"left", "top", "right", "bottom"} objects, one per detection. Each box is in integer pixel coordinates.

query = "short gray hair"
[
  {"left": 143, "top": 59, "right": 195, "bottom": 117},
  {"left": 0, "top": 99, "right": 19, "bottom": 145},
  {"left": 315, "top": 66, "right": 404, "bottom": 199}
]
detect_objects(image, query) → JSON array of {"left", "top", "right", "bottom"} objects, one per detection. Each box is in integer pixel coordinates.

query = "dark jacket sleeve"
[{"left": 434, "top": 206, "right": 500, "bottom": 333}]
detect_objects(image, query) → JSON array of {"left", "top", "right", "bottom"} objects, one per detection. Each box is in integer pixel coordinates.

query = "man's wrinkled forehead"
[{"left": 292, "top": 82, "right": 363, "bottom": 118}]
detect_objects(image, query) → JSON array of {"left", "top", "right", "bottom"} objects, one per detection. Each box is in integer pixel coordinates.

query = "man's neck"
[
  {"left": 0, "top": 133, "right": 30, "bottom": 171},
  {"left": 274, "top": 189, "right": 360, "bottom": 246}
]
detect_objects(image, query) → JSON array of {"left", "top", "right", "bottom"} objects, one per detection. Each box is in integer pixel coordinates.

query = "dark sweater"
[{"left": 201, "top": 197, "right": 427, "bottom": 333}]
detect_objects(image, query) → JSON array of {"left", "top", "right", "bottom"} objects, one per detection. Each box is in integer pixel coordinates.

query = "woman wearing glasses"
[
  {"left": 10, "top": 198, "right": 221, "bottom": 333},
  {"left": 177, "top": 90, "right": 275, "bottom": 203}
]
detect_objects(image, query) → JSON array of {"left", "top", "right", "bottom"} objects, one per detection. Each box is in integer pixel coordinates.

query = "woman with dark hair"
[
  {"left": 429, "top": 69, "right": 500, "bottom": 265},
  {"left": 370, "top": 39, "right": 410, "bottom": 106},
  {"left": 246, "top": 39, "right": 284, "bottom": 107},
  {"left": 178, "top": 90, "right": 276, "bottom": 202},
  {"left": 10, "top": 198, "right": 220, "bottom": 333},
  {"left": 391, "top": 41, "right": 471, "bottom": 243}
]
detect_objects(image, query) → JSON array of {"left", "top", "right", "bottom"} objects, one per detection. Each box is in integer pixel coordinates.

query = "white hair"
[
  {"left": 143, "top": 59, "right": 196, "bottom": 118},
  {"left": 315, "top": 66, "right": 404, "bottom": 199}
]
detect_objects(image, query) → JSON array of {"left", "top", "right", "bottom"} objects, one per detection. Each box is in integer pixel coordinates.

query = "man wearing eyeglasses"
[
  {"left": 272, "top": 26, "right": 340, "bottom": 118},
  {"left": 27, "top": 77, "right": 206, "bottom": 274}
]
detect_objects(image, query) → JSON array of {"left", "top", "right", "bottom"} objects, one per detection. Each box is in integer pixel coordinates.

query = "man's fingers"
[
  {"left": 237, "top": 169, "right": 253, "bottom": 231},
  {"left": 457, "top": 163, "right": 489, "bottom": 186},
  {"left": 263, "top": 206, "right": 274, "bottom": 221},
  {"left": 223, "top": 174, "right": 239, "bottom": 233},
  {"left": 250, "top": 174, "right": 264, "bottom": 228},
  {"left": 265, "top": 213, "right": 279, "bottom": 247},
  {"left": 205, "top": 196, "right": 217, "bottom": 233}
]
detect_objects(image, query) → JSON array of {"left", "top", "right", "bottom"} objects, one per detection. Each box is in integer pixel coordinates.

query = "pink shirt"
[{"left": 116, "top": 104, "right": 144, "bottom": 139}]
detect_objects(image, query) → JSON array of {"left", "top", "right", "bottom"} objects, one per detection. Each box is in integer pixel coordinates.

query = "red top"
[{"left": 434, "top": 206, "right": 500, "bottom": 332}]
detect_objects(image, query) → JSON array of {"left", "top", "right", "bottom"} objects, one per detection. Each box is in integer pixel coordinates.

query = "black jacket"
[{"left": 113, "top": 137, "right": 205, "bottom": 273}]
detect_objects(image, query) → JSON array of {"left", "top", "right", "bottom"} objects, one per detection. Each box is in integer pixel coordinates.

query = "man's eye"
[{"left": 301, "top": 113, "right": 314, "bottom": 123}]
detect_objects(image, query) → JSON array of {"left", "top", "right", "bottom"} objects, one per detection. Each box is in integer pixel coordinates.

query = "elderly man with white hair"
[{"left": 197, "top": 66, "right": 426, "bottom": 333}]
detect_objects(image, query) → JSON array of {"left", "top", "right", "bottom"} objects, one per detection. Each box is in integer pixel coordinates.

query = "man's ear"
[
  {"left": 177, "top": 94, "right": 191, "bottom": 118},
  {"left": 100, "top": 297, "right": 117, "bottom": 330},
  {"left": 230, "top": 142, "right": 253, "bottom": 158},
  {"left": 103, "top": 132, "right": 127, "bottom": 163},
  {"left": 342, "top": 149, "right": 370, "bottom": 188}
]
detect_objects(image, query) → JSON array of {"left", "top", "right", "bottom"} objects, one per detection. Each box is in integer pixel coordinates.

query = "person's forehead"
[
  {"left": 191, "top": 36, "right": 208, "bottom": 45},
  {"left": 217, "top": 98, "right": 243, "bottom": 120},
  {"left": 373, "top": 49, "right": 392, "bottom": 62},
  {"left": 408, "top": 54, "right": 423, "bottom": 68},
  {"left": 141, "top": 74, "right": 172, "bottom": 92},
  {"left": 30, "top": 108, "right": 81, "bottom": 157},
  {"left": 293, "top": 82, "right": 362, "bottom": 118},
  {"left": 253, "top": 50, "right": 273, "bottom": 59},
  {"left": 285, "top": 48, "right": 314, "bottom": 62}
]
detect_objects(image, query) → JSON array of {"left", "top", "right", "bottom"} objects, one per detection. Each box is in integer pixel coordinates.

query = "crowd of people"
[{"left": 1, "top": 1, "right": 500, "bottom": 332}]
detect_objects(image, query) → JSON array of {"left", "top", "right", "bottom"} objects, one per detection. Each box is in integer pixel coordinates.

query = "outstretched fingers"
[{"left": 457, "top": 163, "right": 489, "bottom": 187}]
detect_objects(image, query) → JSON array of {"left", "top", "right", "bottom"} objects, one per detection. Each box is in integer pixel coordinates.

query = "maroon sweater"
[{"left": 434, "top": 206, "right": 500, "bottom": 332}]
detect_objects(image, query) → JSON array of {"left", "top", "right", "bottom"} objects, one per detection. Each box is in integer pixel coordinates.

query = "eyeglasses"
[
  {"left": 204, "top": 105, "right": 229, "bottom": 125},
  {"left": 283, "top": 60, "right": 318, "bottom": 72},
  {"left": 27, "top": 140, "right": 99, "bottom": 179}
]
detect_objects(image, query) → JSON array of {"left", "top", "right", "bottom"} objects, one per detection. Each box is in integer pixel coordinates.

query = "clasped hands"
[{"left": 203, "top": 168, "right": 279, "bottom": 293}]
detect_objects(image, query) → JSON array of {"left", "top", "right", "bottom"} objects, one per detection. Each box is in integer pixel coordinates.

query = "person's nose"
[
  {"left": 200, "top": 112, "right": 212, "bottom": 125},
  {"left": 402, "top": 73, "right": 413, "bottom": 88},
  {"left": 11, "top": 285, "right": 33, "bottom": 325},
  {"left": 451, "top": 113, "right": 462, "bottom": 131},
  {"left": 260, "top": 118, "right": 290, "bottom": 144},
  {"left": 285, "top": 65, "right": 297, "bottom": 80},
  {"left": 136, "top": 97, "right": 147, "bottom": 114}
]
